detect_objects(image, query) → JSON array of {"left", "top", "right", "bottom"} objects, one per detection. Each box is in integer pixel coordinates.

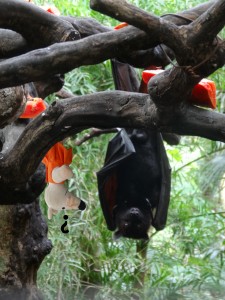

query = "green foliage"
[
  {"left": 37, "top": 0, "right": 225, "bottom": 299},
  {"left": 64, "top": 61, "right": 114, "bottom": 95}
]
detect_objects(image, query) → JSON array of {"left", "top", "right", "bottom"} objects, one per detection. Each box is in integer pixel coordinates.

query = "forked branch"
[
  {"left": 1, "top": 91, "right": 225, "bottom": 185},
  {"left": 90, "top": 0, "right": 225, "bottom": 64}
]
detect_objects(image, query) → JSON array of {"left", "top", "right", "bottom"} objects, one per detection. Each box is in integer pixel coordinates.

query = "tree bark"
[
  {"left": 0, "top": 200, "right": 52, "bottom": 300},
  {"left": 0, "top": 86, "right": 26, "bottom": 128},
  {"left": 0, "top": 0, "right": 80, "bottom": 48},
  {"left": 0, "top": 82, "right": 51, "bottom": 299},
  {"left": 0, "top": 29, "right": 27, "bottom": 59}
]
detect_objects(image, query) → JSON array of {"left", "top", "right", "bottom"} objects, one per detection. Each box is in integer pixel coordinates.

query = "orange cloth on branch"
[
  {"left": 142, "top": 70, "right": 217, "bottom": 109},
  {"left": 39, "top": 5, "right": 60, "bottom": 15},
  {"left": 42, "top": 142, "right": 73, "bottom": 184},
  {"left": 19, "top": 98, "right": 46, "bottom": 118},
  {"left": 114, "top": 22, "right": 128, "bottom": 30}
]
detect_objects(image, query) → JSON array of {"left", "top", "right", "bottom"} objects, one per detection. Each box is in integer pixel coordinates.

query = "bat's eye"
[{"left": 120, "top": 222, "right": 129, "bottom": 232}]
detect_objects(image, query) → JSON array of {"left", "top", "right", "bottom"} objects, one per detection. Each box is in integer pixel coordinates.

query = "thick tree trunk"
[
  {"left": 0, "top": 200, "right": 52, "bottom": 300},
  {"left": 0, "top": 81, "right": 53, "bottom": 299}
]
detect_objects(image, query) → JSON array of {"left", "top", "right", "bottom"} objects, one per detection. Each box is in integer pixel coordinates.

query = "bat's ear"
[{"left": 113, "top": 230, "right": 123, "bottom": 240}]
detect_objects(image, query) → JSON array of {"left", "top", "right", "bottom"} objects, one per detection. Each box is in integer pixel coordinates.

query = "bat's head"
[{"left": 114, "top": 206, "right": 152, "bottom": 240}]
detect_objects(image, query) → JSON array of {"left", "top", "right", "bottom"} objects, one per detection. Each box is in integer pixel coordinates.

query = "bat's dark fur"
[
  {"left": 113, "top": 129, "right": 161, "bottom": 240},
  {"left": 98, "top": 60, "right": 170, "bottom": 240}
]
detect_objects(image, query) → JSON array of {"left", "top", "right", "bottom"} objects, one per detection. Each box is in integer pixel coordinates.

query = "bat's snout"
[{"left": 129, "top": 207, "right": 140, "bottom": 216}]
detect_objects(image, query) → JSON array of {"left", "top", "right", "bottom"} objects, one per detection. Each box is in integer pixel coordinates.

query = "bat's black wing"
[
  {"left": 111, "top": 59, "right": 140, "bottom": 92},
  {"left": 101, "top": 128, "right": 135, "bottom": 172},
  {"left": 152, "top": 132, "right": 171, "bottom": 230},
  {"left": 97, "top": 60, "right": 138, "bottom": 231},
  {"left": 98, "top": 59, "right": 171, "bottom": 233},
  {"left": 97, "top": 129, "right": 135, "bottom": 230}
]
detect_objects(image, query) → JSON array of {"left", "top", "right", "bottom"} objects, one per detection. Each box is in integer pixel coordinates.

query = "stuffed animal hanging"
[
  {"left": 19, "top": 96, "right": 86, "bottom": 219},
  {"left": 42, "top": 142, "right": 86, "bottom": 219}
]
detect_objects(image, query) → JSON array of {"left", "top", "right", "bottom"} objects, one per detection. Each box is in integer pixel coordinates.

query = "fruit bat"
[{"left": 97, "top": 60, "right": 171, "bottom": 240}]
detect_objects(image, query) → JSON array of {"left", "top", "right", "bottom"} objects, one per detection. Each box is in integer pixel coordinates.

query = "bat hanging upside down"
[
  {"left": 97, "top": 127, "right": 171, "bottom": 240},
  {"left": 97, "top": 60, "right": 171, "bottom": 240}
]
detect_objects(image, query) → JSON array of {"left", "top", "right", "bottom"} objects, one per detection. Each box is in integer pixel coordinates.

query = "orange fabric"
[
  {"left": 139, "top": 66, "right": 162, "bottom": 93},
  {"left": 190, "top": 79, "right": 216, "bottom": 109},
  {"left": 114, "top": 22, "right": 128, "bottom": 30},
  {"left": 19, "top": 98, "right": 46, "bottom": 118},
  {"left": 142, "top": 69, "right": 164, "bottom": 84},
  {"left": 42, "top": 142, "right": 73, "bottom": 183},
  {"left": 40, "top": 5, "right": 60, "bottom": 15},
  {"left": 142, "top": 70, "right": 217, "bottom": 109}
]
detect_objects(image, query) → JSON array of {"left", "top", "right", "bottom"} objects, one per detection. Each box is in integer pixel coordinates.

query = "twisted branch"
[
  {"left": 0, "top": 0, "right": 80, "bottom": 47},
  {"left": 187, "top": 0, "right": 225, "bottom": 44},
  {"left": 1, "top": 91, "right": 225, "bottom": 186},
  {"left": 90, "top": 0, "right": 225, "bottom": 65},
  {"left": 90, "top": 0, "right": 181, "bottom": 53}
]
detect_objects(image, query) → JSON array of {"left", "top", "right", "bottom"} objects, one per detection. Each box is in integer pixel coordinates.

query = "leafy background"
[{"left": 35, "top": 0, "right": 225, "bottom": 299}]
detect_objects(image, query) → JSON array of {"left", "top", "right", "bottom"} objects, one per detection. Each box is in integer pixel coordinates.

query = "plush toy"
[
  {"left": 19, "top": 96, "right": 86, "bottom": 219},
  {"left": 42, "top": 142, "right": 86, "bottom": 219}
]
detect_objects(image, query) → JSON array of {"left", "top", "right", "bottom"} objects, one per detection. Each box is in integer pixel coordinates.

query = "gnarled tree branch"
[
  {"left": 0, "top": 27, "right": 224, "bottom": 90},
  {"left": 0, "top": 92, "right": 152, "bottom": 186},
  {"left": 0, "top": 29, "right": 27, "bottom": 58},
  {"left": 187, "top": 0, "right": 225, "bottom": 44},
  {"left": 0, "top": 0, "right": 223, "bottom": 90},
  {"left": 61, "top": 16, "right": 111, "bottom": 38},
  {"left": 90, "top": 0, "right": 182, "bottom": 53},
  {"left": 0, "top": 86, "right": 26, "bottom": 128},
  {"left": 1, "top": 91, "right": 225, "bottom": 188},
  {"left": 0, "top": 0, "right": 80, "bottom": 47},
  {"left": 90, "top": 0, "right": 225, "bottom": 67},
  {"left": 0, "top": 27, "right": 160, "bottom": 89}
]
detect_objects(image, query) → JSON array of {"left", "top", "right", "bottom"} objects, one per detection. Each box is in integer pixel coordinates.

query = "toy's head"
[{"left": 47, "top": 199, "right": 86, "bottom": 219}]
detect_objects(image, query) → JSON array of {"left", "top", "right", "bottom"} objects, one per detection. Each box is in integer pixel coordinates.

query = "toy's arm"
[{"left": 52, "top": 165, "right": 74, "bottom": 183}]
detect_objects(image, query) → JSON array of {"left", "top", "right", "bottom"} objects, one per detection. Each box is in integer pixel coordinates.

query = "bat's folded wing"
[
  {"left": 153, "top": 133, "right": 171, "bottom": 230},
  {"left": 97, "top": 129, "right": 135, "bottom": 230}
]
